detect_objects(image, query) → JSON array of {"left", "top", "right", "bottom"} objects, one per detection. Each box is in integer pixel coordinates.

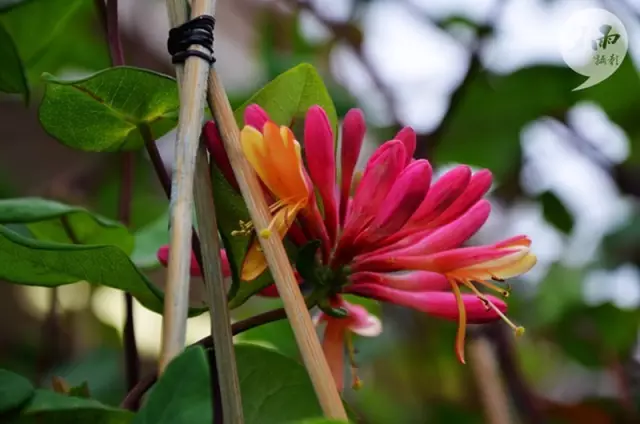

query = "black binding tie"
[{"left": 167, "top": 15, "right": 216, "bottom": 65}]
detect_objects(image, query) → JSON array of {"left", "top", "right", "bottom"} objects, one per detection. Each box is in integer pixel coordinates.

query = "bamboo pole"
[
  {"left": 162, "top": 1, "right": 245, "bottom": 422},
  {"left": 206, "top": 72, "right": 348, "bottom": 420},
  {"left": 159, "top": 0, "right": 213, "bottom": 371}
]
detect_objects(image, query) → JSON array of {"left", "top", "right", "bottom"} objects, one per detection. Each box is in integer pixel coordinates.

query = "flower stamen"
[{"left": 460, "top": 279, "right": 524, "bottom": 337}]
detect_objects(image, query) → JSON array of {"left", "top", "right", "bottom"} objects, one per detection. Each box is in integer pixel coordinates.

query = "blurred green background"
[{"left": 1, "top": 0, "right": 640, "bottom": 423}]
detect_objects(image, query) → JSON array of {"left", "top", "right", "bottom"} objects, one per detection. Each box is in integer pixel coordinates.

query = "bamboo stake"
[
  {"left": 163, "top": 1, "right": 244, "bottom": 422},
  {"left": 206, "top": 72, "right": 349, "bottom": 420},
  {"left": 468, "top": 335, "right": 512, "bottom": 424},
  {"left": 159, "top": 0, "right": 214, "bottom": 373},
  {"left": 194, "top": 144, "right": 245, "bottom": 423}
]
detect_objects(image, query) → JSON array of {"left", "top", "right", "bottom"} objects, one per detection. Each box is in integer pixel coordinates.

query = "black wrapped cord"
[{"left": 167, "top": 15, "right": 216, "bottom": 65}]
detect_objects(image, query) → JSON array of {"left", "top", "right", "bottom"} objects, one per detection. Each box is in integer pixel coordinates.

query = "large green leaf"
[
  {"left": 4, "top": 389, "right": 133, "bottom": 424},
  {"left": 0, "top": 198, "right": 133, "bottom": 253},
  {"left": 39, "top": 67, "right": 178, "bottom": 152},
  {"left": 0, "top": 225, "right": 206, "bottom": 316},
  {"left": 233, "top": 63, "right": 338, "bottom": 135},
  {"left": 133, "top": 346, "right": 212, "bottom": 424},
  {"left": 0, "top": 0, "right": 109, "bottom": 88},
  {"left": 135, "top": 343, "right": 326, "bottom": 424},
  {"left": 235, "top": 318, "right": 298, "bottom": 359},
  {"left": 236, "top": 343, "right": 323, "bottom": 423},
  {"left": 215, "top": 64, "right": 337, "bottom": 307},
  {"left": 0, "top": 369, "right": 34, "bottom": 414},
  {"left": 0, "top": 22, "right": 27, "bottom": 99}
]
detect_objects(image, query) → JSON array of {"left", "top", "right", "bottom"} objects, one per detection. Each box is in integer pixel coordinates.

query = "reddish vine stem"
[{"left": 96, "top": 0, "right": 140, "bottom": 393}]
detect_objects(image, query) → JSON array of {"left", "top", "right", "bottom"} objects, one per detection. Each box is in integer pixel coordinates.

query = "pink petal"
[
  {"left": 494, "top": 235, "right": 532, "bottom": 249},
  {"left": 355, "top": 200, "right": 490, "bottom": 268},
  {"left": 426, "top": 169, "right": 493, "bottom": 229},
  {"left": 304, "top": 106, "right": 339, "bottom": 245},
  {"left": 347, "top": 307, "right": 382, "bottom": 337},
  {"left": 352, "top": 244, "right": 519, "bottom": 274},
  {"left": 203, "top": 121, "right": 239, "bottom": 191},
  {"left": 336, "top": 141, "right": 406, "bottom": 261},
  {"left": 409, "top": 165, "right": 471, "bottom": 226},
  {"left": 394, "top": 126, "right": 416, "bottom": 165},
  {"left": 339, "top": 109, "right": 366, "bottom": 226},
  {"left": 394, "top": 246, "right": 526, "bottom": 273},
  {"left": 350, "top": 271, "right": 450, "bottom": 292},
  {"left": 352, "top": 160, "right": 432, "bottom": 249},
  {"left": 244, "top": 104, "right": 270, "bottom": 130},
  {"left": 346, "top": 284, "right": 506, "bottom": 323}
]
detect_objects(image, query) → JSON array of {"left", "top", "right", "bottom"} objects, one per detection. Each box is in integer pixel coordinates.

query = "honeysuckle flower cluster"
[{"left": 158, "top": 104, "right": 536, "bottom": 392}]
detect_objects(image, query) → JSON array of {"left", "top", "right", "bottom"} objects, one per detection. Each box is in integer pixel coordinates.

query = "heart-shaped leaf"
[
  {"left": 39, "top": 67, "right": 178, "bottom": 152},
  {"left": 0, "top": 198, "right": 133, "bottom": 253},
  {"left": 0, "top": 22, "right": 27, "bottom": 100},
  {"left": 0, "top": 225, "right": 206, "bottom": 316},
  {"left": 0, "top": 369, "right": 34, "bottom": 414},
  {"left": 5, "top": 389, "right": 133, "bottom": 424},
  {"left": 135, "top": 343, "right": 328, "bottom": 424},
  {"left": 233, "top": 63, "right": 338, "bottom": 135},
  {"left": 214, "top": 64, "right": 337, "bottom": 307},
  {"left": 236, "top": 343, "right": 324, "bottom": 423},
  {"left": 133, "top": 346, "right": 212, "bottom": 424}
]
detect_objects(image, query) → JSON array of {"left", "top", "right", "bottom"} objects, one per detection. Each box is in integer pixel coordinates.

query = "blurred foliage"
[{"left": 0, "top": 0, "right": 640, "bottom": 423}]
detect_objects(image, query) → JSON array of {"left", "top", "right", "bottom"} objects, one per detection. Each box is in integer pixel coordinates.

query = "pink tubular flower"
[{"left": 204, "top": 104, "right": 536, "bottom": 389}]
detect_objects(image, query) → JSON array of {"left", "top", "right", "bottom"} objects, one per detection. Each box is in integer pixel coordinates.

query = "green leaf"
[
  {"left": 5, "top": 389, "right": 133, "bottom": 424},
  {"left": 0, "top": 198, "right": 133, "bottom": 253},
  {"left": 0, "top": 0, "right": 109, "bottom": 88},
  {"left": 234, "top": 63, "right": 338, "bottom": 137},
  {"left": 0, "top": 225, "right": 206, "bottom": 316},
  {"left": 236, "top": 343, "right": 323, "bottom": 423},
  {"left": 0, "top": 369, "right": 34, "bottom": 414},
  {"left": 39, "top": 67, "right": 179, "bottom": 152},
  {"left": 235, "top": 319, "right": 299, "bottom": 359},
  {"left": 134, "top": 346, "right": 212, "bottom": 424},
  {"left": 131, "top": 211, "right": 168, "bottom": 269},
  {"left": 0, "top": 22, "right": 27, "bottom": 100},
  {"left": 538, "top": 191, "right": 574, "bottom": 234}
]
